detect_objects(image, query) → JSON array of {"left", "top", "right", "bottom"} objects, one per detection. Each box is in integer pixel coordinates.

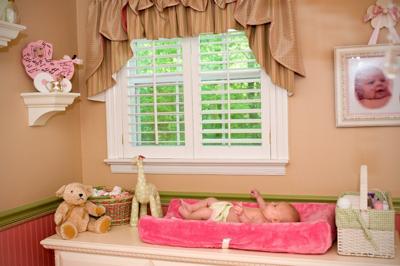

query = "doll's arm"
[
  {"left": 54, "top": 202, "right": 69, "bottom": 225},
  {"left": 85, "top": 201, "right": 106, "bottom": 217},
  {"left": 250, "top": 189, "right": 267, "bottom": 209}
]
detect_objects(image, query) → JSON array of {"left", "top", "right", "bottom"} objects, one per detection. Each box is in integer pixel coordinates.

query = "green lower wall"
[{"left": 1, "top": 192, "right": 399, "bottom": 230}]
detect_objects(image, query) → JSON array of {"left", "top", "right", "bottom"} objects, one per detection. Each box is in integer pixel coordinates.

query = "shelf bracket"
[
  {"left": 0, "top": 21, "right": 26, "bottom": 47},
  {"left": 20, "top": 92, "right": 80, "bottom": 126}
]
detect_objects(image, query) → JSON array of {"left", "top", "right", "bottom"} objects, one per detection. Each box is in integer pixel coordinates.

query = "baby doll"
[{"left": 178, "top": 189, "right": 300, "bottom": 224}]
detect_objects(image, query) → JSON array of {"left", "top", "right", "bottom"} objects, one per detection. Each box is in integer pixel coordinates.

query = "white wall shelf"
[
  {"left": 0, "top": 20, "right": 26, "bottom": 47},
  {"left": 20, "top": 92, "right": 80, "bottom": 126}
]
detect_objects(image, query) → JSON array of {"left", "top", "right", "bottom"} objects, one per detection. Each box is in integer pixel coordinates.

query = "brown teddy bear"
[{"left": 54, "top": 182, "right": 112, "bottom": 240}]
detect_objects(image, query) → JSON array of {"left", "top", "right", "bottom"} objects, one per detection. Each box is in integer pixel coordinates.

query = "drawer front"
[
  {"left": 152, "top": 260, "right": 212, "bottom": 266},
  {"left": 57, "top": 251, "right": 152, "bottom": 266},
  {"left": 56, "top": 251, "right": 212, "bottom": 266}
]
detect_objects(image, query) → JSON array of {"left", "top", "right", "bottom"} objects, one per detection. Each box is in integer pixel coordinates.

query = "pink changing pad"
[{"left": 138, "top": 199, "right": 336, "bottom": 254}]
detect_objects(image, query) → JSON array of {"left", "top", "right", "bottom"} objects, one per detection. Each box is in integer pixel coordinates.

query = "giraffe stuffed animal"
[{"left": 130, "top": 155, "right": 163, "bottom": 226}]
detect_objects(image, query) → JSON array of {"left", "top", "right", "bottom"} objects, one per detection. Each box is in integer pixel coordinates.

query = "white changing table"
[{"left": 41, "top": 225, "right": 399, "bottom": 266}]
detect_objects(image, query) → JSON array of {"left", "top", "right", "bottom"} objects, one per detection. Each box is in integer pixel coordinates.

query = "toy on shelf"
[
  {"left": 4, "top": 0, "right": 19, "bottom": 24},
  {"left": 130, "top": 155, "right": 162, "bottom": 227},
  {"left": 21, "top": 40, "right": 82, "bottom": 93},
  {"left": 54, "top": 182, "right": 112, "bottom": 240}
]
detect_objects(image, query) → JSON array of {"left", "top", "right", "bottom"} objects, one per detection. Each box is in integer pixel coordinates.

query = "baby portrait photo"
[
  {"left": 354, "top": 65, "right": 393, "bottom": 109},
  {"left": 335, "top": 45, "right": 400, "bottom": 127}
]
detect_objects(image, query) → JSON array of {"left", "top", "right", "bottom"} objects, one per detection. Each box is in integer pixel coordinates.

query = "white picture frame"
[{"left": 334, "top": 44, "right": 400, "bottom": 127}]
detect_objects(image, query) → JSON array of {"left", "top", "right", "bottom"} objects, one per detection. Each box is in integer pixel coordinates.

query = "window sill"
[{"left": 104, "top": 158, "right": 288, "bottom": 175}]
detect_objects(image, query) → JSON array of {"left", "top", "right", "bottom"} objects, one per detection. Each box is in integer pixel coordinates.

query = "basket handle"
[
  {"left": 359, "top": 165, "right": 368, "bottom": 211},
  {"left": 355, "top": 165, "right": 378, "bottom": 250}
]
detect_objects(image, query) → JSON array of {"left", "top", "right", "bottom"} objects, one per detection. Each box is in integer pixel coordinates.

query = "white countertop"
[{"left": 41, "top": 225, "right": 400, "bottom": 266}]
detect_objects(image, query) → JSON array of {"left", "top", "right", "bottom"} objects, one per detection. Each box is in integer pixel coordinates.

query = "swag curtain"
[{"left": 86, "top": 0, "right": 305, "bottom": 97}]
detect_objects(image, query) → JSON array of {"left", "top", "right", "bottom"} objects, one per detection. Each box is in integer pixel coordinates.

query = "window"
[{"left": 105, "top": 31, "right": 288, "bottom": 175}]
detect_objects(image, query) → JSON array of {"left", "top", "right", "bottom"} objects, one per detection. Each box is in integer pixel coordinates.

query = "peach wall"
[
  {"left": 76, "top": 1, "right": 400, "bottom": 197},
  {"left": 0, "top": 0, "right": 82, "bottom": 211}
]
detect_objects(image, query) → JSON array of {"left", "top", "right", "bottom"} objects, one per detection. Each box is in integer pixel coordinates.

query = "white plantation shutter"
[
  {"left": 198, "top": 32, "right": 262, "bottom": 146},
  {"left": 200, "top": 79, "right": 263, "bottom": 146},
  {"left": 192, "top": 31, "right": 270, "bottom": 159},
  {"left": 127, "top": 39, "right": 185, "bottom": 147}
]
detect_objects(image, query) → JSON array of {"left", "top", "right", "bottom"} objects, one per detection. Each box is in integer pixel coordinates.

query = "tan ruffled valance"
[{"left": 86, "top": 0, "right": 305, "bottom": 97}]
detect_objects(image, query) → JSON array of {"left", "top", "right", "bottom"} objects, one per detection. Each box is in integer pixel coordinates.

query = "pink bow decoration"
[{"left": 364, "top": 4, "right": 400, "bottom": 22}]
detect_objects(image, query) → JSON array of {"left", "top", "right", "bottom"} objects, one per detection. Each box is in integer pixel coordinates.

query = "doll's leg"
[
  {"left": 58, "top": 222, "right": 78, "bottom": 240},
  {"left": 181, "top": 197, "right": 218, "bottom": 212},
  {"left": 87, "top": 216, "right": 111, "bottom": 233},
  {"left": 130, "top": 196, "right": 139, "bottom": 227},
  {"left": 139, "top": 203, "right": 148, "bottom": 218},
  {"left": 179, "top": 206, "right": 213, "bottom": 220}
]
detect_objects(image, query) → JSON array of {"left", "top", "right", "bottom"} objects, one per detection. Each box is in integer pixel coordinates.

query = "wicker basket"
[
  {"left": 90, "top": 188, "right": 133, "bottom": 226},
  {"left": 336, "top": 165, "right": 395, "bottom": 258}
]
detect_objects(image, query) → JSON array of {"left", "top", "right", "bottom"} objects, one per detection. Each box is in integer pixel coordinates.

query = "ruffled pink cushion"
[{"left": 138, "top": 199, "right": 336, "bottom": 254}]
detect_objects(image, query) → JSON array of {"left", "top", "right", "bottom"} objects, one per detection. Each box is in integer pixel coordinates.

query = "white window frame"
[{"left": 104, "top": 36, "right": 289, "bottom": 175}]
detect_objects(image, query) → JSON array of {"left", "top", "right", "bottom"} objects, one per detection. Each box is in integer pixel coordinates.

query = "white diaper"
[{"left": 209, "top": 201, "right": 233, "bottom": 222}]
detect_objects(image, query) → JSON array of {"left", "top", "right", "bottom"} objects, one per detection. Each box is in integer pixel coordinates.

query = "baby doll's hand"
[
  {"left": 233, "top": 202, "right": 244, "bottom": 216},
  {"left": 250, "top": 189, "right": 260, "bottom": 198}
]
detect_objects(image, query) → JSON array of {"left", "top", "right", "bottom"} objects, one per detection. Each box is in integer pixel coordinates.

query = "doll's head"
[
  {"left": 262, "top": 202, "right": 300, "bottom": 223},
  {"left": 55, "top": 182, "right": 93, "bottom": 206}
]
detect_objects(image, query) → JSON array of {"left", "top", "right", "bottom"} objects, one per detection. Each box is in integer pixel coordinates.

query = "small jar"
[
  {"left": 0, "top": 0, "right": 8, "bottom": 21},
  {"left": 5, "top": 0, "right": 19, "bottom": 24}
]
